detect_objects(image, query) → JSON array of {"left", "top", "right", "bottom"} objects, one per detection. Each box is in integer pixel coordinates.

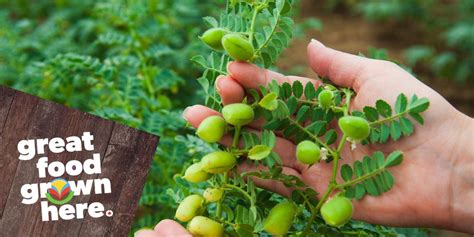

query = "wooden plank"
[
  {"left": 78, "top": 124, "right": 143, "bottom": 236},
  {"left": 108, "top": 132, "right": 158, "bottom": 235},
  {"left": 0, "top": 86, "right": 159, "bottom": 236},
  {"left": 0, "top": 90, "right": 40, "bottom": 219},
  {"left": 0, "top": 87, "right": 15, "bottom": 134},
  {"left": 0, "top": 97, "right": 70, "bottom": 236},
  {"left": 33, "top": 109, "right": 115, "bottom": 235}
]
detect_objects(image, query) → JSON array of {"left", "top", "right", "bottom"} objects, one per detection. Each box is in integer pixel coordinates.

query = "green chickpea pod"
[
  {"left": 318, "top": 89, "right": 334, "bottom": 109},
  {"left": 183, "top": 162, "right": 211, "bottom": 183},
  {"left": 321, "top": 196, "right": 354, "bottom": 227},
  {"left": 200, "top": 28, "right": 228, "bottom": 50},
  {"left": 338, "top": 116, "right": 371, "bottom": 141},
  {"left": 203, "top": 188, "right": 224, "bottom": 202},
  {"left": 188, "top": 216, "right": 224, "bottom": 237},
  {"left": 175, "top": 194, "right": 205, "bottom": 222},
  {"left": 196, "top": 115, "right": 226, "bottom": 143},
  {"left": 221, "top": 33, "right": 254, "bottom": 61},
  {"left": 222, "top": 103, "right": 255, "bottom": 126},
  {"left": 200, "top": 151, "right": 237, "bottom": 174},
  {"left": 296, "top": 140, "right": 321, "bottom": 165},
  {"left": 263, "top": 201, "right": 297, "bottom": 235}
]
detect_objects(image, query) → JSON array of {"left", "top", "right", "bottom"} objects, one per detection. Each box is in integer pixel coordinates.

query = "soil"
[{"left": 278, "top": 0, "right": 474, "bottom": 116}]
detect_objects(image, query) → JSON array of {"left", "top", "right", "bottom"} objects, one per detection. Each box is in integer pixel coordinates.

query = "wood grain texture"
[{"left": 0, "top": 86, "right": 159, "bottom": 236}]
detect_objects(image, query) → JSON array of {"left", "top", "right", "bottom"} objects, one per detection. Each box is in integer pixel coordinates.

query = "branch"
[
  {"left": 369, "top": 111, "right": 409, "bottom": 126},
  {"left": 336, "top": 168, "right": 385, "bottom": 190}
]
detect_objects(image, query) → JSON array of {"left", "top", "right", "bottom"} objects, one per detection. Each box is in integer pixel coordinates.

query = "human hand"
[
  {"left": 183, "top": 39, "right": 474, "bottom": 233},
  {"left": 134, "top": 219, "right": 191, "bottom": 237}
]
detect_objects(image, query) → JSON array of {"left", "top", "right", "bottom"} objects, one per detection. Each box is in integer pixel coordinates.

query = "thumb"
[{"left": 307, "top": 39, "right": 374, "bottom": 91}]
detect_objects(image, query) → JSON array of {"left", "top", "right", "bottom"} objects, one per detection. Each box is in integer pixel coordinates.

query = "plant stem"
[
  {"left": 336, "top": 134, "right": 347, "bottom": 154},
  {"left": 223, "top": 183, "right": 253, "bottom": 202},
  {"left": 296, "top": 98, "right": 318, "bottom": 106},
  {"left": 369, "top": 111, "right": 409, "bottom": 126},
  {"left": 330, "top": 154, "right": 340, "bottom": 185},
  {"left": 336, "top": 168, "right": 385, "bottom": 190},
  {"left": 342, "top": 88, "right": 353, "bottom": 116},
  {"left": 217, "top": 125, "right": 242, "bottom": 219},
  {"left": 248, "top": 5, "right": 259, "bottom": 44},
  {"left": 301, "top": 99, "right": 349, "bottom": 235},
  {"left": 254, "top": 0, "right": 279, "bottom": 55},
  {"left": 232, "top": 125, "right": 241, "bottom": 148}
]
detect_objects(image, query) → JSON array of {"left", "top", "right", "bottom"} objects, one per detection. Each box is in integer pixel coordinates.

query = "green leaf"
[
  {"left": 259, "top": 92, "right": 278, "bottom": 111},
  {"left": 261, "top": 130, "right": 277, "bottom": 148},
  {"left": 400, "top": 117, "right": 414, "bottom": 136},
  {"left": 382, "top": 171, "right": 395, "bottom": 188},
  {"left": 385, "top": 150, "right": 403, "bottom": 167},
  {"left": 376, "top": 100, "right": 392, "bottom": 117},
  {"left": 274, "top": 100, "right": 290, "bottom": 119},
  {"left": 264, "top": 119, "right": 283, "bottom": 130},
  {"left": 280, "top": 82, "right": 292, "bottom": 99},
  {"left": 345, "top": 186, "right": 355, "bottom": 198},
  {"left": 306, "top": 121, "right": 327, "bottom": 136},
  {"left": 268, "top": 80, "right": 280, "bottom": 95},
  {"left": 355, "top": 184, "right": 366, "bottom": 200},
  {"left": 304, "top": 82, "right": 316, "bottom": 100},
  {"left": 374, "top": 173, "right": 388, "bottom": 192},
  {"left": 390, "top": 120, "right": 402, "bottom": 141},
  {"left": 379, "top": 123, "right": 390, "bottom": 143},
  {"left": 369, "top": 129, "right": 379, "bottom": 143},
  {"left": 235, "top": 224, "right": 254, "bottom": 237},
  {"left": 324, "top": 129, "right": 337, "bottom": 145},
  {"left": 364, "top": 178, "right": 379, "bottom": 196},
  {"left": 373, "top": 151, "right": 385, "bottom": 167},
  {"left": 409, "top": 97, "right": 430, "bottom": 113},
  {"left": 354, "top": 161, "right": 364, "bottom": 177},
  {"left": 410, "top": 112, "right": 424, "bottom": 124},
  {"left": 286, "top": 96, "right": 298, "bottom": 114},
  {"left": 203, "top": 16, "right": 218, "bottom": 27},
  {"left": 341, "top": 164, "right": 353, "bottom": 181},
  {"left": 296, "top": 105, "right": 310, "bottom": 122},
  {"left": 191, "top": 55, "right": 208, "bottom": 68},
  {"left": 395, "top": 93, "right": 408, "bottom": 113},
  {"left": 363, "top": 106, "right": 379, "bottom": 122},
  {"left": 292, "top": 80, "right": 303, "bottom": 98}
]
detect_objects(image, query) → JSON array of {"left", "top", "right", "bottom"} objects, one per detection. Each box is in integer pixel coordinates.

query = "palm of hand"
[{"left": 296, "top": 61, "right": 459, "bottom": 228}]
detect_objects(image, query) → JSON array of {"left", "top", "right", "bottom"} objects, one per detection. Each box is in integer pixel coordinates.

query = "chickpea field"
[{"left": 0, "top": 0, "right": 472, "bottom": 236}]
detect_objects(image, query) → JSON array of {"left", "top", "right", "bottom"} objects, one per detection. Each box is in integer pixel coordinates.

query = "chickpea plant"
[{"left": 170, "top": 0, "right": 430, "bottom": 236}]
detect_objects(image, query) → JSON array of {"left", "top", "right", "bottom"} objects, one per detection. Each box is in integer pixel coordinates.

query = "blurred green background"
[{"left": 0, "top": 0, "right": 471, "bottom": 236}]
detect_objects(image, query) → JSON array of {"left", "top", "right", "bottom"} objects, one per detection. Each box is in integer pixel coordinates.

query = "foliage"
[
  {"left": 176, "top": 0, "right": 431, "bottom": 236},
  {"left": 0, "top": 0, "right": 217, "bottom": 234},
  {"left": 355, "top": 0, "right": 474, "bottom": 83}
]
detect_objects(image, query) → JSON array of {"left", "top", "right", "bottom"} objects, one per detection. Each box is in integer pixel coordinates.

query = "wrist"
[{"left": 445, "top": 114, "right": 474, "bottom": 233}]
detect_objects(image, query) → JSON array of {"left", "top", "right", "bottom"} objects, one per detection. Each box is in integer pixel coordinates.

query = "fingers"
[
  {"left": 227, "top": 61, "right": 321, "bottom": 90},
  {"left": 135, "top": 229, "right": 159, "bottom": 237},
  {"left": 215, "top": 75, "right": 245, "bottom": 105},
  {"left": 307, "top": 39, "right": 373, "bottom": 92},
  {"left": 154, "top": 219, "right": 192, "bottom": 237},
  {"left": 237, "top": 162, "right": 302, "bottom": 197}
]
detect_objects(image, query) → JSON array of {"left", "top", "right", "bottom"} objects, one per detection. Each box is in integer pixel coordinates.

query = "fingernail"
[
  {"left": 311, "top": 38, "right": 325, "bottom": 47},
  {"left": 215, "top": 75, "right": 224, "bottom": 93},
  {"left": 226, "top": 61, "right": 234, "bottom": 76},
  {"left": 182, "top": 106, "right": 193, "bottom": 120},
  {"left": 134, "top": 229, "right": 151, "bottom": 237}
]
